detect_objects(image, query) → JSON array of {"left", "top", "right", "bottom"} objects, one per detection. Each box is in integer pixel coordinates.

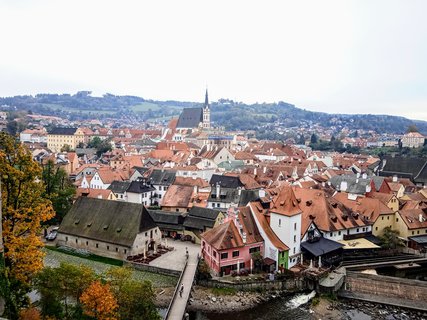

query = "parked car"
[{"left": 46, "top": 230, "right": 58, "bottom": 241}]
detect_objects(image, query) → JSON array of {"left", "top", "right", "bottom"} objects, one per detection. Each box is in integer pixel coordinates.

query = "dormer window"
[{"left": 103, "top": 225, "right": 109, "bottom": 230}]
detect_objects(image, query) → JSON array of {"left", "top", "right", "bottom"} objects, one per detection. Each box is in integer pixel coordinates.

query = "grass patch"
[
  {"left": 211, "top": 287, "right": 237, "bottom": 296},
  {"left": 45, "top": 245, "right": 123, "bottom": 266},
  {"left": 43, "top": 247, "right": 177, "bottom": 287},
  {"left": 130, "top": 102, "right": 161, "bottom": 112}
]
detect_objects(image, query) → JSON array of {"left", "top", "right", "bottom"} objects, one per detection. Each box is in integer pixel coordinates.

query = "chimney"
[
  {"left": 242, "top": 232, "right": 247, "bottom": 244},
  {"left": 194, "top": 185, "right": 198, "bottom": 195},
  {"left": 237, "top": 187, "right": 242, "bottom": 196},
  {"left": 216, "top": 183, "right": 220, "bottom": 197},
  {"left": 263, "top": 166, "right": 267, "bottom": 174},
  {"left": 419, "top": 213, "right": 424, "bottom": 223},
  {"left": 259, "top": 189, "right": 266, "bottom": 198},
  {"left": 362, "top": 173, "right": 367, "bottom": 179},
  {"left": 393, "top": 175, "right": 398, "bottom": 182},
  {"left": 254, "top": 168, "right": 257, "bottom": 176},
  {"left": 97, "top": 194, "right": 103, "bottom": 199},
  {"left": 340, "top": 181, "right": 348, "bottom": 192},
  {"left": 356, "top": 172, "right": 360, "bottom": 178}
]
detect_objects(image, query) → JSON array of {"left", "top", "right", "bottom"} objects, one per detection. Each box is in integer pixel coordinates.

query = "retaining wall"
[
  {"left": 342, "top": 271, "right": 427, "bottom": 309},
  {"left": 197, "top": 277, "right": 306, "bottom": 292}
]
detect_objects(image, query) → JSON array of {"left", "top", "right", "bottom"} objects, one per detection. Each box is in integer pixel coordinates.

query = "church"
[{"left": 176, "top": 89, "right": 211, "bottom": 131}]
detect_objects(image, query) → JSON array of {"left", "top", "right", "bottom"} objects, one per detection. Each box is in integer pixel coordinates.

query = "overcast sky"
[{"left": 1, "top": 0, "right": 426, "bottom": 121}]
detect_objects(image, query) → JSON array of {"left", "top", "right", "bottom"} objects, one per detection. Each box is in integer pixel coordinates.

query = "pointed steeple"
[{"left": 204, "top": 88, "right": 209, "bottom": 109}]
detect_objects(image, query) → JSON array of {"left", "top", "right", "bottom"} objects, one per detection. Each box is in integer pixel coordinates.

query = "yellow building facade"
[{"left": 47, "top": 127, "right": 85, "bottom": 152}]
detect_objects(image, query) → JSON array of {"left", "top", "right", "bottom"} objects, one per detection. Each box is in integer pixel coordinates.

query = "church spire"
[{"left": 204, "top": 87, "right": 209, "bottom": 108}]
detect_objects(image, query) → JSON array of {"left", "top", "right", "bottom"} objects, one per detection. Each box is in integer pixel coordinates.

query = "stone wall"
[
  {"left": 344, "top": 271, "right": 427, "bottom": 305},
  {"left": 197, "top": 277, "right": 306, "bottom": 292}
]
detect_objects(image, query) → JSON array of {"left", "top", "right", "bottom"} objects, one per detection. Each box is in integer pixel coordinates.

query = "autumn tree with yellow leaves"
[
  {"left": 0, "top": 132, "right": 55, "bottom": 319},
  {"left": 80, "top": 281, "right": 118, "bottom": 320}
]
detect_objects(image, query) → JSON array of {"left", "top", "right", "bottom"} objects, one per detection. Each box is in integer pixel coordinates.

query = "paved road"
[
  {"left": 166, "top": 253, "right": 198, "bottom": 320},
  {"left": 150, "top": 239, "right": 200, "bottom": 271}
]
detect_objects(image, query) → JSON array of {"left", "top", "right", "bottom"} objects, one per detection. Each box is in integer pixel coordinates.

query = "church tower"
[{"left": 202, "top": 88, "right": 211, "bottom": 129}]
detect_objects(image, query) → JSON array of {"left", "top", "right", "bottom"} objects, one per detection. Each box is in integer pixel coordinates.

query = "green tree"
[
  {"left": 310, "top": 133, "right": 318, "bottom": 144},
  {"left": 379, "top": 227, "right": 404, "bottom": 249},
  {"left": 42, "top": 160, "right": 76, "bottom": 224},
  {"left": 34, "top": 263, "right": 96, "bottom": 319},
  {"left": 0, "top": 132, "right": 55, "bottom": 319},
  {"left": 407, "top": 124, "right": 419, "bottom": 133},
  {"left": 106, "top": 267, "right": 160, "bottom": 320}
]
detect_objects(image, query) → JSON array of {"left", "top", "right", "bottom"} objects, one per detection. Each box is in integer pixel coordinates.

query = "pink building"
[{"left": 201, "top": 207, "right": 264, "bottom": 276}]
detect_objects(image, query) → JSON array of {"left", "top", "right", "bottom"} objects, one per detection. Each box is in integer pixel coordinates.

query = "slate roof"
[
  {"left": 301, "top": 237, "right": 344, "bottom": 257},
  {"left": 148, "top": 169, "right": 176, "bottom": 186},
  {"left": 126, "top": 181, "right": 156, "bottom": 194},
  {"left": 108, "top": 181, "right": 131, "bottom": 193},
  {"left": 132, "top": 166, "right": 150, "bottom": 175},
  {"left": 329, "top": 175, "right": 371, "bottom": 195},
  {"left": 176, "top": 107, "right": 203, "bottom": 129},
  {"left": 238, "top": 190, "right": 261, "bottom": 207},
  {"left": 58, "top": 197, "right": 157, "bottom": 247},
  {"left": 209, "top": 174, "right": 244, "bottom": 188},
  {"left": 184, "top": 207, "right": 221, "bottom": 230},
  {"left": 217, "top": 160, "right": 245, "bottom": 171},
  {"left": 380, "top": 156, "right": 427, "bottom": 182},
  {"left": 148, "top": 210, "right": 184, "bottom": 231},
  {"left": 48, "top": 127, "right": 78, "bottom": 135},
  {"left": 209, "top": 187, "right": 241, "bottom": 204}
]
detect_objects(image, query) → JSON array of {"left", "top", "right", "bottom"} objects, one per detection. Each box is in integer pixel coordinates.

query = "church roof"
[{"left": 176, "top": 107, "right": 203, "bottom": 129}]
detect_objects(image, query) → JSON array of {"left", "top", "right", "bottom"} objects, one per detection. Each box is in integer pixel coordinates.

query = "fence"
[
  {"left": 197, "top": 277, "right": 306, "bottom": 292},
  {"left": 164, "top": 257, "right": 189, "bottom": 320}
]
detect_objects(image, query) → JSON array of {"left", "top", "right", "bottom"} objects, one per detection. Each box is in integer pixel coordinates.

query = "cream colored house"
[
  {"left": 401, "top": 132, "right": 425, "bottom": 148},
  {"left": 47, "top": 127, "right": 85, "bottom": 152},
  {"left": 394, "top": 209, "right": 427, "bottom": 239}
]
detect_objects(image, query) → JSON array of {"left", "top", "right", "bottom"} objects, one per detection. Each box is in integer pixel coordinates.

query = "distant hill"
[{"left": 1, "top": 92, "right": 426, "bottom": 137}]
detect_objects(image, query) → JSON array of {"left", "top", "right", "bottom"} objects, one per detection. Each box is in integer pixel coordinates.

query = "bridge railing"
[{"left": 164, "top": 255, "right": 189, "bottom": 320}]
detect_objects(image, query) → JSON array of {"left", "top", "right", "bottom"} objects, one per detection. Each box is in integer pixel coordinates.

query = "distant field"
[
  {"left": 43, "top": 103, "right": 116, "bottom": 115},
  {"left": 130, "top": 102, "right": 162, "bottom": 112},
  {"left": 130, "top": 102, "right": 184, "bottom": 114}
]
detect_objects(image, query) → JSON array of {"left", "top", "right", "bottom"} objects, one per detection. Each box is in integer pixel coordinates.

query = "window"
[
  {"left": 239, "top": 262, "right": 245, "bottom": 269},
  {"left": 107, "top": 245, "right": 110, "bottom": 250},
  {"left": 376, "top": 227, "right": 378, "bottom": 231},
  {"left": 293, "top": 247, "right": 296, "bottom": 254},
  {"left": 417, "top": 231, "right": 420, "bottom": 234},
  {"left": 294, "top": 235, "right": 297, "bottom": 242},
  {"left": 382, "top": 217, "right": 384, "bottom": 220},
  {"left": 221, "top": 252, "right": 228, "bottom": 260},
  {"left": 116, "top": 247, "right": 118, "bottom": 252},
  {"left": 96, "top": 243, "right": 99, "bottom": 248},
  {"left": 294, "top": 222, "right": 297, "bottom": 231},
  {"left": 387, "top": 216, "right": 390, "bottom": 220},
  {"left": 279, "top": 219, "right": 281, "bottom": 227},
  {"left": 412, "top": 231, "right": 415, "bottom": 235},
  {"left": 217, "top": 203, "right": 220, "bottom": 208},
  {"left": 86, "top": 241, "right": 89, "bottom": 246},
  {"left": 65, "top": 236, "right": 68, "bottom": 242},
  {"left": 249, "top": 247, "right": 260, "bottom": 254},
  {"left": 357, "top": 228, "right": 359, "bottom": 232},
  {"left": 396, "top": 218, "right": 399, "bottom": 222},
  {"left": 338, "top": 231, "right": 341, "bottom": 236},
  {"left": 330, "top": 232, "right": 332, "bottom": 237},
  {"left": 75, "top": 239, "right": 78, "bottom": 244},
  {"left": 213, "top": 251, "right": 217, "bottom": 258},
  {"left": 232, "top": 251, "right": 239, "bottom": 257},
  {"left": 124, "top": 249, "right": 127, "bottom": 254},
  {"left": 145, "top": 232, "right": 148, "bottom": 237}
]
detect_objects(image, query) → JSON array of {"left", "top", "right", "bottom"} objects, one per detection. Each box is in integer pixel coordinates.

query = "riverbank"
[
  {"left": 155, "top": 286, "right": 286, "bottom": 313},
  {"left": 310, "top": 297, "right": 427, "bottom": 320}
]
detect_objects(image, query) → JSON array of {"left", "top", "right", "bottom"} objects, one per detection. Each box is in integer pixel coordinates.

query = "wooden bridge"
[{"left": 164, "top": 253, "right": 199, "bottom": 320}]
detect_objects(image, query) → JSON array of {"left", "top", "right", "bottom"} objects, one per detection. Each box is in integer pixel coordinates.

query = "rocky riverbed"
[
  {"left": 311, "top": 297, "right": 427, "bottom": 320},
  {"left": 155, "top": 286, "right": 285, "bottom": 313}
]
